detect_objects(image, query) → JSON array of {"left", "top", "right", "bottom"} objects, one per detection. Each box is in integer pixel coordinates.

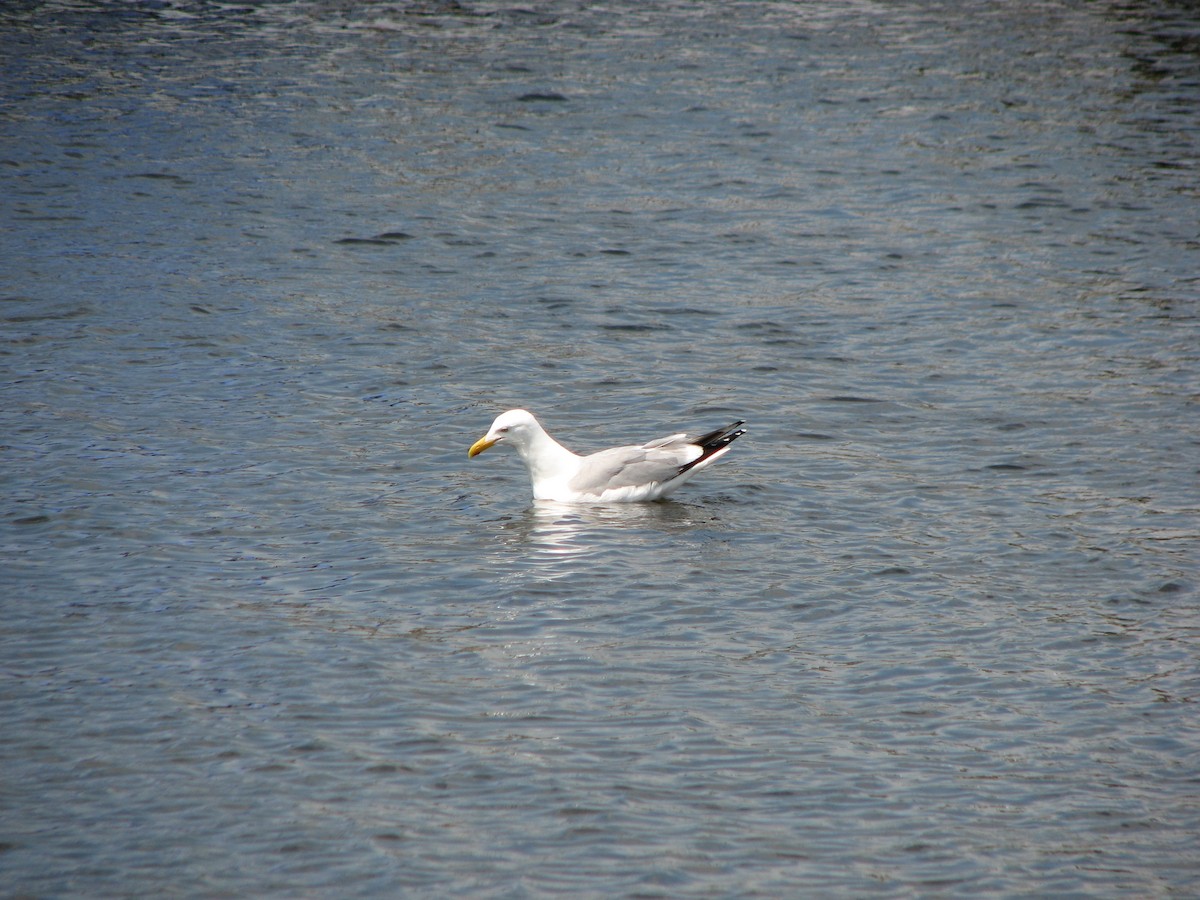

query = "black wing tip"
[
  {"left": 675, "top": 420, "right": 746, "bottom": 477},
  {"left": 695, "top": 420, "right": 747, "bottom": 451},
  {"left": 718, "top": 426, "right": 746, "bottom": 448},
  {"left": 717, "top": 425, "right": 746, "bottom": 445}
]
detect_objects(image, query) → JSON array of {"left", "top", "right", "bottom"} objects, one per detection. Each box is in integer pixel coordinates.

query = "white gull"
[{"left": 468, "top": 408, "right": 745, "bottom": 503}]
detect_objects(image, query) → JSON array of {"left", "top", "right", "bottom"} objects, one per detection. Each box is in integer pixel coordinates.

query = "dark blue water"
[{"left": 3, "top": 1, "right": 1198, "bottom": 896}]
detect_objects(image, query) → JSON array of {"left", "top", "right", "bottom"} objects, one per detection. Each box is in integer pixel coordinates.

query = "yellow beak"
[{"left": 468, "top": 436, "right": 497, "bottom": 458}]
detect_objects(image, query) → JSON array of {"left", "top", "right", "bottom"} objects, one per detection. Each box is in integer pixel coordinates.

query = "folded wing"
[{"left": 567, "top": 420, "right": 745, "bottom": 497}]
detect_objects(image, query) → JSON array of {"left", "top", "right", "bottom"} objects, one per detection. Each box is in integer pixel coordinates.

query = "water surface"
[{"left": 2, "top": 1, "right": 1198, "bottom": 896}]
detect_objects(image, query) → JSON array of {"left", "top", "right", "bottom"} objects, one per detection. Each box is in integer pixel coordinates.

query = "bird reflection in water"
[{"left": 494, "top": 500, "right": 717, "bottom": 584}]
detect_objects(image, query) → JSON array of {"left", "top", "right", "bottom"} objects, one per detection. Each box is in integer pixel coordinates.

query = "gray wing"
[{"left": 568, "top": 438, "right": 699, "bottom": 494}]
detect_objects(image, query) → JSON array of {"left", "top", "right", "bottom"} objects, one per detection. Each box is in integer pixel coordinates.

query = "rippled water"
[{"left": 3, "top": 1, "right": 1198, "bottom": 896}]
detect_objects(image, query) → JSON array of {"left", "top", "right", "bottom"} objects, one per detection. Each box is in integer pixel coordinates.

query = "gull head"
[{"left": 468, "top": 408, "right": 540, "bottom": 458}]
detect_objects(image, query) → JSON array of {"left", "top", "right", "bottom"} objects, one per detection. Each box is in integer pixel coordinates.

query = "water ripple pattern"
[{"left": 2, "top": 1, "right": 1197, "bottom": 896}]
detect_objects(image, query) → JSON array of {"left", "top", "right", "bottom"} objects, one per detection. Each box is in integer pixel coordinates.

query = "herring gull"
[{"left": 468, "top": 408, "right": 745, "bottom": 502}]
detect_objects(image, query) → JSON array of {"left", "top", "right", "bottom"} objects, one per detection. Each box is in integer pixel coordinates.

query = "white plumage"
[{"left": 468, "top": 409, "right": 745, "bottom": 502}]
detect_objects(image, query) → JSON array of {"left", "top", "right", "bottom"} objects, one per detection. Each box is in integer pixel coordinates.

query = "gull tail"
[{"left": 677, "top": 420, "right": 746, "bottom": 476}]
